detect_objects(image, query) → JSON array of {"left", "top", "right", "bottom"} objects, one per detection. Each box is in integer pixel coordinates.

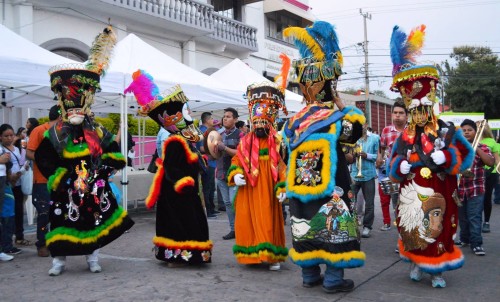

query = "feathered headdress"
[
  {"left": 389, "top": 25, "right": 440, "bottom": 138},
  {"left": 283, "top": 21, "right": 343, "bottom": 104},
  {"left": 49, "top": 25, "right": 117, "bottom": 119},
  {"left": 390, "top": 25, "right": 426, "bottom": 76},
  {"left": 124, "top": 70, "right": 190, "bottom": 129},
  {"left": 86, "top": 25, "right": 117, "bottom": 76}
]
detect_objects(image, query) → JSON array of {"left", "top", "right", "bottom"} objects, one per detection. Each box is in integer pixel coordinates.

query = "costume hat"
[
  {"left": 283, "top": 21, "right": 343, "bottom": 104},
  {"left": 49, "top": 26, "right": 116, "bottom": 119}
]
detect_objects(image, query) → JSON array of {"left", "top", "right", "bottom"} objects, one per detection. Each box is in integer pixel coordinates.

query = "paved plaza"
[{"left": 1, "top": 195, "right": 499, "bottom": 301}]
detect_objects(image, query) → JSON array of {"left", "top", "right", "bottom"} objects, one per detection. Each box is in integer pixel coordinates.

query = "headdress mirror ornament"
[
  {"left": 389, "top": 24, "right": 439, "bottom": 137},
  {"left": 284, "top": 21, "right": 343, "bottom": 105},
  {"left": 49, "top": 26, "right": 117, "bottom": 121}
]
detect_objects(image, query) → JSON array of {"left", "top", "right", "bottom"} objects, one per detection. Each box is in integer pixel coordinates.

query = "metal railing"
[{"left": 107, "top": 0, "right": 257, "bottom": 50}]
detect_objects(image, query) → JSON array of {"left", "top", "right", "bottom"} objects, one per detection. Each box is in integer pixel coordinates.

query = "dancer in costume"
[
  {"left": 283, "top": 21, "right": 366, "bottom": 293},
  {"left": 35, "top": 26, "right": 135, "bottom": 276},
  {"left": 387, "top": 25, "right": 474, "bottom": 288},
  {"left": 227, "top": 54, "right": 291, "bottom": 271},
  {"left": 125, "top": 70, "right": 212, "bottom": 265}
]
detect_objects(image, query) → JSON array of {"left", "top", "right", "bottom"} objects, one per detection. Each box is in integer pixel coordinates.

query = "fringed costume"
[
  {"left": 228, "top": 62, "right": 290, "bottom": 267},
  {"left": 387, "top": 25, "right": 474, "bottom": 287},
  {"left": 36, "top": 26, "right": 134, "bottom": 266},
  {"left": 37, "top": 121, "right": 134, "bottom": 256},
  {"left": 125, "top": 71, "right": 212, "bottom": 265},
  {"left": 282, "top": 21, "right": 366, "bottom": 290}
]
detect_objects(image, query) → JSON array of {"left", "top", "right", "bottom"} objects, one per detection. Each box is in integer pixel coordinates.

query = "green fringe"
[
  {"left": 233, "top": 242, "right": 289, "bottom": 256},
  {"left": 65, "top": 138, "right": 89, "bottom": 153},
  {"left": 274, "top": 181, "right": 286, "bottom": 193},
  {"left": 101, "top": 152, "right": 126, "bottom": 161},
  {"left": 259, "top": 148, "right": 269, "bottom": 156},
  {"left": 226, "top": 164, "right": 240, "bottom": 179},
  {"left": 47, "top": 167, "right": 68, "bottom": 192},
  {"left": 46, "top": 206, "right": 126, "bottom": 241}
]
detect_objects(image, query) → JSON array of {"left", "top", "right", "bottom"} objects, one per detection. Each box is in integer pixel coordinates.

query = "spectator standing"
[
  {"left": 350, "top": 124, "right": 380, "bottom": 238},
  {"left": 26, "top": 105, "right": 60, "bottom": 257},
  {"left": 235, "top": 121, "right": 249, "bottom": 135},
  {"left": 376, "top": 101, "right": 407, "bottom": 231},
  {"left": 457, "top": 119, "right": 494, "bottom": 256},
  {"left": 0, "top": 129, "right": 14, "bottom": 261},
  {"left": 196, "top": 112, "right": 218, "bottom": 218},
  {"left": 1, "top": 124, "right": 30, "bottom": 247},
  {"left": 1, "top": 185, "right": 18, "bottom": 255},
  {"left": 216, "top": 107, "right": 241, "bottom": 240},
  {"left": 479, "top": 122, "right": 500, "bottom": 233},
  {"left": 25, "top": 118, "right": 39, "bottom": 141}
]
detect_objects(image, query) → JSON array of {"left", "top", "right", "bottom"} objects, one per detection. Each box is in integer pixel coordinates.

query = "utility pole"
[{"left": 360, "top": 9, "right": 372, "bottom": 126}]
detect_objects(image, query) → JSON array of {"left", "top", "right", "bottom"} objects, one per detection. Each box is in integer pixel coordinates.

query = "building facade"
[{"left": 1, "top": 0, "right": 316, "bottom": 129}]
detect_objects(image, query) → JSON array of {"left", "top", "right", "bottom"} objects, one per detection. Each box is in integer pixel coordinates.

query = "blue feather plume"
[
  {"left": 306, "top": 21, "right": 341, "bottom": 60},
  {"left": 390, "top": 25, "right": 408, "bottom": 75}
]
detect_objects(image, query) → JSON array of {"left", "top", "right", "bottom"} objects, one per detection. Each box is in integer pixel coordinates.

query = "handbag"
[
  {"left": 21, "top": 169, "right": 33, "bottom": 195},
  {"left": 147, "top": 150, "right": 159, "bottom": 174}
]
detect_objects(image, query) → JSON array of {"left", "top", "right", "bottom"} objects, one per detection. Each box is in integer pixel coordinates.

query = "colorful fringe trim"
[
  {"left": 398, "top": 240, "right": 464, "bottom": 274},
  {"left": 145, "top": 159, "right": 164, "bottom": 209},
  {"left": 233, "top": 242, "right": 288, "bottom": 264},
  {"left": 46, "top": 207, "right": 129, "bottom": 246},
  {"left": 227, "top": 165, "right": 244, "bottom": 186},
  {"left": 153, "top": 236, "right": 213, "bottom": 251},
  {"left": 174, "top": 176, "right": 195, "bottom": 193},
  {"left": 288, "top": 248, "right": 365, "bottom": 268},
  {"left": 47, "top": 167, "right": 68, "bottom": 192}
]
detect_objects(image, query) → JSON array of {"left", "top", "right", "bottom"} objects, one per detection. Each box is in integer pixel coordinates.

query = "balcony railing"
[{"left": 107, "top": 0, "right": 257, "bottom": 51}]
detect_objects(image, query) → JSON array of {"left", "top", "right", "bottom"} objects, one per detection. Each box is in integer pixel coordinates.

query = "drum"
[{"left": 380, "top": 178, "right": 399, "bottom": 195}]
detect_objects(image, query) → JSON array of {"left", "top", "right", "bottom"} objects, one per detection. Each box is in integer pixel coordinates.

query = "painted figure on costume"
[
  {"left": 35, "top": 26, "right": 135, "bottom": 276},
  {"left": 125, "top": 70, "right": 212, "bottom": 266},
  {"left": 282, "top": 21, "right": 366, "bottom": 293},
  {"left": 387, "top": 25, "right": 474, "bottom": 288},
  {"left": 227, "top": 54, "right": 291, "bottom": 271}
]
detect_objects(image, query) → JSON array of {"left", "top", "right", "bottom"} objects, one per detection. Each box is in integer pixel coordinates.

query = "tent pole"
[{"left": 120, "top": 94, "right": 129, "bottom": 212}]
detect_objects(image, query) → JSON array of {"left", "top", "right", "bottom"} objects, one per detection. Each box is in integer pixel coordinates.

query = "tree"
[{"left": 441, "top": 46, "right": 500, "bottom": 117}]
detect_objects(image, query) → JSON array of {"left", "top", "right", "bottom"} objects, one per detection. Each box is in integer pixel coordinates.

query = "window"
[
  {"left": 266, "top": 11, "right": 301, "bottom": 44},
  {"left": 52, "top": 49, "right": 86, "bottom": 62},
  {"left": 211, "top": 0, "right": 242, "bottom": 21}
]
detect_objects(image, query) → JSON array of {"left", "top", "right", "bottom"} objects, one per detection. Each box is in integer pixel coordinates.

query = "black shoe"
[
  {"left": 303, "top": 276, "right": 323, "bottom": 288},
  {"left": 213, "top": 210, "right": 221, "bottom": 214},
  {"left": 222, "top": 231, "right": 235, "bottom": 240},
  {"left": 322, "top": 279, "right": 354, "bottom": 293},
  {"left": 6, "top": 247, "right": 22, "bottom": 255},
  {"left": 218, "top": 207, "right": 226, "bottom": 212},
  {"left": 207, "top": 213, "right": 217, "bottom": 219}
]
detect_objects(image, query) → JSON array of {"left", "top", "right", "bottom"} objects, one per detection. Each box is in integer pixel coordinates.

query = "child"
[{"left": 1, "top": 185, "right": 21, "bottom": 255}]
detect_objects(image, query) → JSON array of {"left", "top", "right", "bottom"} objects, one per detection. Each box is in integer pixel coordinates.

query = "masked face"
[{"left": 67, "top": 108, "right": 85, "bottom": 125}]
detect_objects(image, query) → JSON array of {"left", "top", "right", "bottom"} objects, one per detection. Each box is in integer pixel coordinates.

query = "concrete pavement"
[{"left": 1, "top": 196, "right": 499, "bottom": 301}]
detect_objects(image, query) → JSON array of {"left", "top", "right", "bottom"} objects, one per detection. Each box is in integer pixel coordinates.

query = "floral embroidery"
[
  {"left": 295, "top": 150, "right": 322, "bottom": 186},
  {"left": 181, "top": 250, "right": 192, "bottom": 261},
  {"left": 201, "top": 251, "right": 211, "bottom": 262},
  {"left": 164, "top": 249, "right": 173, "bottom": 259}
]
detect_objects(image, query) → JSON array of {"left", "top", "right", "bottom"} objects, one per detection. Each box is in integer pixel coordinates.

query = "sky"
[{"left": 307, "top": 0, "right": 500, "bottom": 99}]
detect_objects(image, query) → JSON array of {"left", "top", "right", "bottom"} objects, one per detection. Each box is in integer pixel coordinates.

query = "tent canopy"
[{"left": 210, "top": 58, "right": 305, "bottom": 117}]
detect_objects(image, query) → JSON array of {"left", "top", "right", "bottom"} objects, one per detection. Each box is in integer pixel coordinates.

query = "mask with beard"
[
  {"left": 67, "top": 108, "right": 85, "bottom": 125},
  {"left": 255, "top": 127, "right": 269, "bottom": 138}
]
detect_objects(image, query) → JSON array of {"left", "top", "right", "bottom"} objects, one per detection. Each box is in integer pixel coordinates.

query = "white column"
[{"left": 182, "top": 40, "right": 196, "bottom": 68}]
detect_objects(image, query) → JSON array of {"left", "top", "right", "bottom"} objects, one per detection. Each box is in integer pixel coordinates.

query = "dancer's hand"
[
  {"left": 234, "top": 174, "right": 246, "bottom": 186},
  {"left": 431, "top": 150, "right": 446, "bottom": 165},
  {"left": 400, "top": 160, "right": 412, "bottom": 174}
]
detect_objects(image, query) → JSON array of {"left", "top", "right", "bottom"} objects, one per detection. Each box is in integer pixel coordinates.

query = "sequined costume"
[
  {"left": 284, "top": 105, "right": 366, "bottom": 268},
  {"left": 387, "top": 25, "right": 474, "bottom": 279},
  {"left": 36, "top": 121, "right": 134, "bottom": 256}
]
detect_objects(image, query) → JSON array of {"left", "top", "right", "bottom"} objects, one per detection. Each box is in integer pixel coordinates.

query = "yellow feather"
[
  {"left": 86, "top": 25, "right": 117, "bottom": 75},
  {"left": 283, "top": 27, "right": 325, "bottom": 61}
]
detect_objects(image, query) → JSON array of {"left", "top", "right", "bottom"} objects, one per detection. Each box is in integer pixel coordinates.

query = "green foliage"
[
  {"left": 95, "top": 117, "right": 114, "bottom": 131},
  {"left": 38, "top": 117, "right": 49, "bottom": 124},
  {"left": 441, "top": 46, "right": 500, "bottom": 115}
]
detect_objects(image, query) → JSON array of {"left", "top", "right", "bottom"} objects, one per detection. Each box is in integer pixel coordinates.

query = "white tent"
[
  {"left": 0, "top": 24, "right": 79, "bottom": 109},
  {"left": 210, "top": 58, "right": 305, "bottom": 117},
  {"left": 103, "top": 34, "right": 247, "bottom": 113}
]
